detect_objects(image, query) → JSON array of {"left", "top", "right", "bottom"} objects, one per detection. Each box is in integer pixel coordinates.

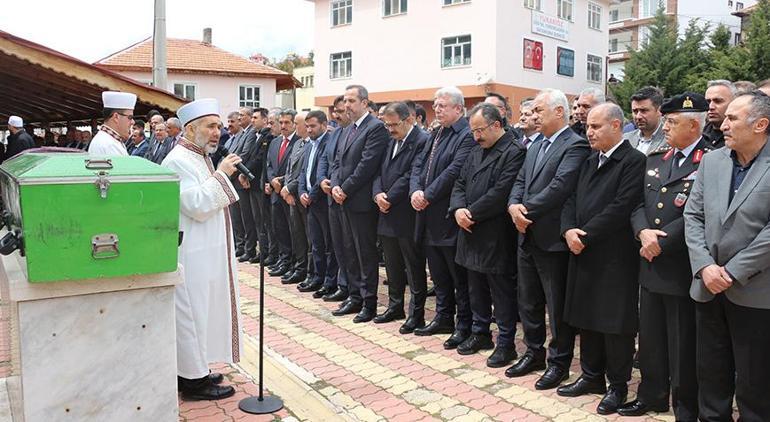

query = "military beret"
[{"left": 660, "top": 92, "right": 708, "bottom": 114}]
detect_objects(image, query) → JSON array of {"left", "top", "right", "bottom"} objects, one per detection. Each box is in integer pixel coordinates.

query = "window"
[
  {"left": 640, "top": 0, "right": 665, "bottom": 18},
  {"left": 330, "top": 51, "right": 352, "bottom": 79},
  {"left": 557, "top": 47, "right": 575, "bottom": 77},
  {"left": 383, "top": 0, "right": 407, "bottom": 16},
  {"left": 444, "top": 0, "right": 470, "bottom": 5},
  {"left": 588, "top": 2, "right": 602, "bottom": 30},
  {"left": 523, "top": 39, "right": 543, "bottom": 71},
  {"left": 239, "top": 86, "right": 261, "bottom": 108},
  {"left": 441, "top": 35, "right": 472, "bottom": 68},
  {"left": 587, "top": 54, "right": 603, "bottom": 82},
  {"left": 728, "top": 0, "right": 733, "bottom": 7},
  {"left": 523, "top": 0, "right": 541, "bottom": 10},
  {"left": 300, "top": 75, "right": 314, "bottom": 88},
  {"left": 735, "top": 32, "right": 742, "bottom": 44},
  {"left": 173, "top": 83, "right": 196, "bottom": 100},
  {"left": 558, "top": 0, "right": 573, "bottom": 21},
  {"left": 609, "top": 29, "right": 632, "bottom": 52},
  {"left": 331, "top": 0, "right": 352, "bottom": 26},
  {"left": 609, "top": 0, "right": 632, "bottom": 22},
  {"left": 639, "top": 25, "right": 651, "bottom": 46},
  {"left": 737, "top": 2, "right": 744, "bottom": 10}
]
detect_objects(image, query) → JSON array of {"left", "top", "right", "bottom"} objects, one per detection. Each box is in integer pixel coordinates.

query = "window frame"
[
  {"left": 588, "top": 2, "right": 602, "bottom": 30},
  {"left": 172, "top": 82, "right": 197, "bottom": 101},
  {"left": 238, "top": 85, "right": 262, "bottom": 108},
  {"left": 523, "top": 0, "right": 542, "bottom": 11},
  {"left": 556, "top": 47, "right": 575, "bottom": 77},
  {"left": 330, "top": 0, "right": 353, "bottom": 27},
  {"left": 329, "top": 51, "right": 353, "bottom": 80},
  {"left": 586, "top": 53, "right": 604, "bottom": 83},
  {"left": 442, "top": 0, "right": 471, "bottom": 7},
  {"left": 441, "top": 34, "right": 472, "bottom": 69},
  {"left": 382, "top": 0, "right": 407, "bottom": 17},
  {"left": 557, "top": 0, "right": 574, "bottom": 21}
]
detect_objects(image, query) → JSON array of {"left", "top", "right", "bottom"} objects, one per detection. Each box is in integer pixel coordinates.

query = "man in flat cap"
[
  {"left": 684, "top": 90, "right": 770, "bottom": 421},
  {"left": 161, "top": 98, "right": 243, "bottom": 401},
  {"left": 89, "top": 91, "right": 137, "bottom": 156},
  {"left": 620, "top": 92, "right": 710, "bottom": 419}
]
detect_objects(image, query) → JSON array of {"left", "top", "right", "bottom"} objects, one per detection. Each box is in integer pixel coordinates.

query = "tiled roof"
[{"left": 95, "top": 38, "right": 298, "bottom": 89}]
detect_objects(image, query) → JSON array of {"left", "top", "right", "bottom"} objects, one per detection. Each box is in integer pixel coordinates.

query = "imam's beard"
[{"left": 192, "top": 129, "right": 218, "bottom": 154}]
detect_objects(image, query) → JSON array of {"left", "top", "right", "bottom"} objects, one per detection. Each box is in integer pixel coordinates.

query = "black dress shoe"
[
  {"left": 238, "top": 253, "right": 255, "bottom": 263},
  {"left": 262, "top": 256, "right": 277, "bottom": 267},
  {"left": 596, "top": 386, "right": 628, "bottom": 415},
  {"left": 617, "top": 399, "right": 669, "bottom": 416},
  {"left": 268, "top": 264, "right": 289, "bottom": 277},
  {"left": 373, "top": 309, "right": 406, "bottom": 324},
  {"left": 296, "top": 279, "right": 311, "bottom": 289},
  {"left": 414, "top": 319, "right": 454, "bottom": 337},
  {"left": 235, "top": 249, "right": 245, "bottom": 257},
  {"left": 353, "top": 307, "right": 376, "bottom": 323},
  {"left": 282, "top": 272, "right": 306, "bottom": 284},
  {"left": 456, "top": 333, "right": 494, "bottom": 355},
  {"left": 332, "top": 301, "right": 362, "bottom": 316},
  {"left": 399, "top": 317, "right": 425, "bottom": 334},
  {"left": 249, "top": 256, "right": 261, "bottom": 264},
  {"left": 313, "top": 286, "right": 334, "bottom": 299},
  {"left": 487, "top": 345, "right": 518, "bottom": 368},
  {"left": 181, "top": 383, "right": 236, "bottom": 401},
  {"left": 298, "top": 281, "right": 322, "bottom": 292},
  {"left": 535, "top": 365, "right": 569, "bottom": 390},
  {"left": 443, "top": 329, "right": 471, "bottom": 349},
  {"left": 556, "top": 377, "right": 607, "bottom": 397},
  {"left": 209, "top": 372, "right": 224, "bottom": 384},
  {"left": 323, "top": 288, "right": 348, "bottom": 302},
  {"left": 505, "top": 354, "right": 546, "bottom": 377}
]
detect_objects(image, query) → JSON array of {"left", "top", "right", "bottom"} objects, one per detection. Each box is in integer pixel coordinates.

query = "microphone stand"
[{"left": 239, "top": 133, "right": 283, "bottom": 415}]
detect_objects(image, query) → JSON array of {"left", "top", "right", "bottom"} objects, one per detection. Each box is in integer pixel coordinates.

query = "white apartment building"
[{"left": 307, "top": 0, "right": 610, "bottom": 116}]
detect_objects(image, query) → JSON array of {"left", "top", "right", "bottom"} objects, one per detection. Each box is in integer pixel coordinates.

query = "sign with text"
[
  {"left": 532, "top": 11, "right": 569, "bottom": 42},
  {"left": 524, "top": 39, "right": 543, "bottom": 71}
]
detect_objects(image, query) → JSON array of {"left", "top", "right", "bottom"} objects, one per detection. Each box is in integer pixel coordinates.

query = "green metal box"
[{"left": 0, "top": 153, "right": 180, "bottom": 283}]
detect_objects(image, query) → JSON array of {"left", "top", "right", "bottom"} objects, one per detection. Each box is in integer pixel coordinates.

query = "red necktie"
[{"left": 278, "top": 137, "right": 289, "bottom": 162}]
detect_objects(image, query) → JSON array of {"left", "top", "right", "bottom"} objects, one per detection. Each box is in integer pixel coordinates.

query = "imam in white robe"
[
  {"left": 88, "top": 127, "right": 128, "bottom": 156},
  {"left": 162, "top": 138, "right": 242, "bottom": 379}
]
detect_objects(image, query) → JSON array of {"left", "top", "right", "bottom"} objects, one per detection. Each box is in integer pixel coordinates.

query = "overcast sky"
[{"left": 0, "top": 0, "right": 314, "bottom": 63}]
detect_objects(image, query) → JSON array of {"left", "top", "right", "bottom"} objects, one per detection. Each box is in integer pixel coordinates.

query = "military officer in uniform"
[{"left": 620, "top": 93, "right": 710, "bottom": 420}]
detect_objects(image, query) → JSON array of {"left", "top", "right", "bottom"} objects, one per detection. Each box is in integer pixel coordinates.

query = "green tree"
[{"left": 743, "top": 0, "right": 770, "bottom": 80}]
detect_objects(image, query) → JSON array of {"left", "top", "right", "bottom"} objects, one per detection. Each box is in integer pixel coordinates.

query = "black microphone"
[{"left": 217, "top": 146, "right": 255, "bottom": 181}]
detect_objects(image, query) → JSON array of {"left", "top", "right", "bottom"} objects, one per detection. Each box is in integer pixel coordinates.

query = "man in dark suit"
[
  {"left": 702, "top": 80, "right": 736, "bottom": 149},
  {"left": 518, "top": 100, "right": 543, "bottom": 150},
  {"left": 261, "top": 110, "right": 285, "bottom": 267},
  {"left": 282, "top": 112, "right": 310, "bottom": 284},
  {"left": 221, "top": 112, "right": 246, "bottom": 256},
  {"left": 297, "top": 111, "right": 336, "bottom": 294},
  {"left": 506, "top": 89, "right": 589, "bottom": 389},
  {"left": 330, "top": 85, "right": 389, "bottom": 323},
  {"left": 557, "top": 103, "right": 646, "bottom": 415},
  {"left": 571, "top": 87, "right": 605, "bottom": 138},
  {"left": 318, "top": 97, "right": 352, "bottom": 302},
  {"left": 410, "top": 86, "right": 475, "bottom": 350},
  {"left": 372, "top": 102, "right": 429, "bottom": 333},
  {"left": 449, "top": 103, "right": 526, "bottom": 367},
  {"left": 684, "top": 91, "right": 770, "bottom": 422},
  {"left": 230, "top": 107, "right": 259, "bottom": 262},
  {"left": 241, "top": 108, "right": 273, "bottom": 265},
  {"left": 621, "top": 93, "right": 709, "bottom": 420},
  {"left": 266, "top": 109, "right": 299, "bottom": 278},
  {"left": 484, "top": 93, "right": 523, "bottom": 141}
]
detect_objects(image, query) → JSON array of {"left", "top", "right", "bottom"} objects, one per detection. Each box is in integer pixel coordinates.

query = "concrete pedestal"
[{"left": 0, "top": 254, "right": 181, "bottom": 422}]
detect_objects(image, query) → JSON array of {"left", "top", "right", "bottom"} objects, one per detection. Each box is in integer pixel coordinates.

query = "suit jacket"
[
  {"left": 520, "top": 132, "right": 545, "bottom": 150},
  {"left": 3, "top": 129, "right": 35, "bottom": 161},
  {"left": 625, "top": 121, "right": 667, "bottom": 156},
  {"left": 561, "top": 140, "right": 646, "bottom": 334},
  {"left": 130, "top": 139, "right": 150, "bottom": 158},
  {"left": 298, "top": 133, "right": 329, "bottom": 208},
  {"left": 266, "top": 133, "right": 299, "bottom": 204},
  {"left": 631, "top": 138, "right": 711, "bottom": 296},
  {"left": 316, "top": 127, "right": 344, "bottom": 207},
  {"left": 373, "top": 127, "right": 429, "bottom": 238},
  {"left": 703, "top": 123, "right": 725, "bottom": 149},
  {"left": 331, "top": 114, "right": 389, "bottom": 213},
  {"left": 285, "top": 137, "right": 308, "bottom": 197},
  {"left": 241, "top": 127, "right": 270, "bottom": 178},
  {"left": 684, "top": 140, "right": 770, "bottom": 309},
  {"left": 508, "top": 126, "right": 590, "bottom": 251},
  {"left": 449, "top": 131, "right": 526, "bottom": 273},
  {"left": 409, "top": 117, "right": 475, "bottom": 246},
  {"left": 231, "top": 126, "right": 257, "bottom": 190}
]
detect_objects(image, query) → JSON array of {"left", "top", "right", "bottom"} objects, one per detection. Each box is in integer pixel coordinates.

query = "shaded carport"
[{"left": 0, "top": 30, "right": 186, "bottom": 129}]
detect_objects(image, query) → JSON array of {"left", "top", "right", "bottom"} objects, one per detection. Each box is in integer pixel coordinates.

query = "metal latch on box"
[
  {"left": 91, "top": 233, "right": 119, "bottom": 259},
  {"left": 94, "top": 171, "right": 111, "bottom": 199}
]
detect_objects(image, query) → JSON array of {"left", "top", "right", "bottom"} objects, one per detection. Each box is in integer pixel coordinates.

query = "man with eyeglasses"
[{"left": 89, "top": 91, "right": 136, "bottom": 156}]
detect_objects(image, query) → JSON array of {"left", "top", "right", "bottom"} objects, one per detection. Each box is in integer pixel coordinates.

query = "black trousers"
[
  {"left": 230, "top": 199, "right": 245, "bottom": 252},
  {"left": 696, "top": 294, "right": 770, "bottom": 422},
  {"left": 517, "top": 243, "right": 575, "bottom": 369},
  {"left": 327, "top": 204, "right": 348, "bottom": 291},
  {"left": 249, "top": 187, "right": 271, "bottom": 259},
  {"left": 467, "top": 269, "right": 518, "bottom": 348},
  {"left": 579, "top": 329, "right": 636, "bottom": 389},
  {"left": 308, "top": 204, "right": 337, "bottom": 288},
  {"left": 236, "top": 187, "right": 257, "bottom": 256},
  {"left": 288, "top": 203, "right": 309, "bottom": 274},
  {"left": 380, "top": 235, "right": 427, "bottom": 319},
  {"left": 340, "top": 207, "right": 379, "bottom": 309},
  {"left": 638, "top": 287, "right": 698, "bottom": 421},
  {"left": 260, "top": 189, "right": 278, "bottom": 259},
  {"left": 425, "top": 245, "right": 471, "bottom": 331},
  {"left": 271, "top": 200, "right": 292, "bottom": 264}
]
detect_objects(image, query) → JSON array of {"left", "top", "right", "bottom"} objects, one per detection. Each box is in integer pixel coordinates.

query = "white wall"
[
  {"left": 116, "top": 70, "right": 277, "bottom": 117},
  {"left": 677, "top": 0, "right": 756, "bottom": 44}
]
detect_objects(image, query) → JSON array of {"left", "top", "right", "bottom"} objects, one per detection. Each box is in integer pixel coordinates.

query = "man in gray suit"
[
  {"left": 232, "top": 107, "right": 259, "bottom": 262},
  {"left": 281, "top": 112, "right": 310, "bottom": 284},
  {"left": 684, "top": 91, "right": 770, "bottom": 422},
  {"left": 625, "top": 86, "right": 666, "bottom": 155}
]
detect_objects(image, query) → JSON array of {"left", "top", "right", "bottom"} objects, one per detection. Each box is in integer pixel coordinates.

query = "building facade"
[
  {"left": 308, "top": 0, "right": 610, "bottom": 116},
  {"left": 608, "top": 0, "right": 755, "bottom": 79},
  {"left": 95, "top": 30, "right": 297, "bottom": 118}
]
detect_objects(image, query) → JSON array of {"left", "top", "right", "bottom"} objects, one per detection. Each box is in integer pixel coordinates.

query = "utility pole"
[{"left": 152, "top": 0, "right": 168, "bottom": 91}]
